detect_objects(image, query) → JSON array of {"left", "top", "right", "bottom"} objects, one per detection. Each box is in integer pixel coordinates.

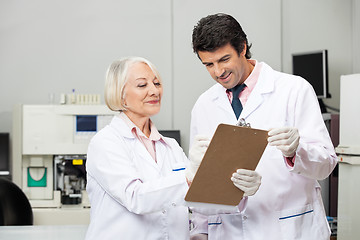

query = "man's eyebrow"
[
  {"left": 202, "top": 54, "right": 231, "bottom": 65},
  {"left": 219, "top": 54, "right": 231, "bottom": 60}
]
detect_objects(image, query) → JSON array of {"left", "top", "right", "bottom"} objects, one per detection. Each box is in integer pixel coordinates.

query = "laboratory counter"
[{"left": 0, "top": 225, "right": 88, "bottom": 240}]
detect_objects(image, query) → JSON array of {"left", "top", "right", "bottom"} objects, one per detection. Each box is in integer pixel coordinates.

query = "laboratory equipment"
[
  {"left": 335, "top": 74, "right": 360, "bottom": 240},
  {"left": 12, "top": 104, "right": 115, "bottom": 224},
  {"left": 60, "top": 91, "right": 101, "bottom": 105},
  {"left": 54, "top": 155, "right": 87, "bottom": 205},
  {"left": 0, "top": 133, "right": 10, "bottom": 180},
  {"left": 0, "top": 178, "right": 33, "bottom": 226}
]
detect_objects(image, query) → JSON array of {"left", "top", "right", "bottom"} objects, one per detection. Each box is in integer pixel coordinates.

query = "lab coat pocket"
[
  {"left": 278, "top": 204, "right": 315, "bottom": 240},
  {"left": 208, "top": 213, "right": 243, "bottom": 240},
  {"left": 207, "top": 215, "right": 222, "bottom": 240}
]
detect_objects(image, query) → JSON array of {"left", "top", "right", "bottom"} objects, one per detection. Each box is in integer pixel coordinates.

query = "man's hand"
[
  {"left": 231, "top": 169, "right": 261, "bottom": 197},
  {"left": 268, "top": 127, "right": 300, "bottom": 157}
]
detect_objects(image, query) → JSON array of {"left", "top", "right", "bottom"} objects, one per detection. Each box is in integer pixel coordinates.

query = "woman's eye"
[
  {"left": 154, "top": 82, "right": 161, "bottom": 86},
  {"left": 138, "top": 84, "right": 146, "bottom": 88}
]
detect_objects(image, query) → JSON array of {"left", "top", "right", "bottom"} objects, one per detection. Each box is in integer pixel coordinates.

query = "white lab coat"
[
  {"left": 189, "top": 62, "right": 337, "bottom": 240},
  {"left": 85, "top": 115, "right": 190, "bottom": 240}
]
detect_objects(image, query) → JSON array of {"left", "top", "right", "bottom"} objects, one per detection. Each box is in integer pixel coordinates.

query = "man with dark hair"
[
  {"left": 192, "top": 13, "right": 252, "bottom": 59},
  {"left": 188, "top": 13, "right": 337, "bottom": 240}
]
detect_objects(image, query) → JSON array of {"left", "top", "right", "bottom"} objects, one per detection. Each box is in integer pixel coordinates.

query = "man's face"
[{"left": 198, "top": 43, "right": 249, "bottom": 89}]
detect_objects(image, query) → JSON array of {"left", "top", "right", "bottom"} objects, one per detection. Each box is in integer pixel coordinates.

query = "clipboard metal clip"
[{"left": 236, "top": 118, "right": 251, "bottom": 128}]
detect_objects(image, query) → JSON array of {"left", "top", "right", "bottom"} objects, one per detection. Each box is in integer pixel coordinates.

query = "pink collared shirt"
[
  {"left": 226, "top": 59, "right": 262, "bottom": 106},
  {"left": 119, "top": 112, "right": 163, "bottom": 162}
]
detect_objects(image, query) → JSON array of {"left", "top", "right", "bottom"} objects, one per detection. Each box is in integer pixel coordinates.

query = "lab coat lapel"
[
  {"left": 241, "top": 89, "right": 265, "bottom": 119},
  {"left": 112, "top": 117, "right": 161, "bottom": 172},
  {"left": 241, "top": 63, "right": 275, "bottom": 119},
  {"left": 135, "top": 140, "right": 161, "bottom": 172},
  {"left": 212, "top": 85, "right": 236, "bottom": 118},
  {"left": 154, "top": 141, "right": 166, "bottom": 172}
]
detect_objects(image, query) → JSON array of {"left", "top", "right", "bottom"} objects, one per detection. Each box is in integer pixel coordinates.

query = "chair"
[{"left": 0, "top": 178, "right": 33, "bottom": 225}]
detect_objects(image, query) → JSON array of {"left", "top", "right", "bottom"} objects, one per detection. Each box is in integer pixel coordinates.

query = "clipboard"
[{"left": 185, "top": 123, "right": 268, "bottom": 209}]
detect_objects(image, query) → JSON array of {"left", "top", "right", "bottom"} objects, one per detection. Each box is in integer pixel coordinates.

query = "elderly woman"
[{"left": 85, "top": 57, "right": 191, "bottom": 239}]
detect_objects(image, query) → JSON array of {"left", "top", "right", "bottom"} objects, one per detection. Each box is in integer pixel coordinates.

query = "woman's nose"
[{"left": 149, "top": 83, "right": 160, "bottom": 95}]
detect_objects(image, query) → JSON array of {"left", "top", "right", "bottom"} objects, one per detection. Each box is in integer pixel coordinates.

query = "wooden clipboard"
[{"left": 185, "top": 123, "right": 268, "bottom": 208}]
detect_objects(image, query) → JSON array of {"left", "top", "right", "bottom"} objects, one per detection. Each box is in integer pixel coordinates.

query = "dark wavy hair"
[{"left": 192, "top": 13, "right": 252, "bottom": 59}]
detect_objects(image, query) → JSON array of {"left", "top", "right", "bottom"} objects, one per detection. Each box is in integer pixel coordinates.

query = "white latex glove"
[
  {"left": 267, "top": 127, "right": 300, "bottom": 157},
  {"left": 185, "top": 135, "right": 211, "bottom": 182},
  {"left": 231, "top": 169, "right": 261, "bottom": 197}
]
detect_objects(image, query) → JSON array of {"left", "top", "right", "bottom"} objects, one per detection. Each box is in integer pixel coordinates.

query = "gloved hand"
[
  {"left": 185, "top": 135, "right": 211, "bottom": 182},
  {"left": 231, "top": 169, "right": 261, "bottom": 197},
  {"left": 267, "top": 127, "right": 300, "bottom": 157}
]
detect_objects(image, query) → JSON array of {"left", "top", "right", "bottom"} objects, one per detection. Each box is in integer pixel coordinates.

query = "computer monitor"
[
  {"left": 292, "top": 50, "right": 329, "bottom": 99},
  {"left": 159, "top": 130, "right": 181, "bottom": 146},
  {"left": 0, "top": 133, "right": 10, "bottom": 176},
  {"left": 292, "top": 50, "right": 329, "bottom": 113}
]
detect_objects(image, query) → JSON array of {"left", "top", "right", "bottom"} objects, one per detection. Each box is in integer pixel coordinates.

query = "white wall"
[
  {"left": 352, "top": 0, "right": 360, "bottom": 73},
  {"left": 0, "top": 0, "right": 173, "bottom": 132},
  {"left": 0, "top": 0, "right": 355, "bottom": 154}
]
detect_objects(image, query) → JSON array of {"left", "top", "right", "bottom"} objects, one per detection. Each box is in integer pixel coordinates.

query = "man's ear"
[{"left": 240, "top": 43, "right": 247, "bottom": 57}]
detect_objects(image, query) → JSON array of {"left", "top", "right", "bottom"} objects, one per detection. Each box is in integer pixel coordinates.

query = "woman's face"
[{"left": 122, "top": 62, "right": 163, "bottom": 119}]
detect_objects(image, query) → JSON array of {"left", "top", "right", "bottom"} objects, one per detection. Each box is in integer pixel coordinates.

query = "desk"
[
  {"left": 33, "top": 207, "right": 90, "bottom": 225},
  {"left": 0, "top": 225, "right": 88, "bottom": 240}
]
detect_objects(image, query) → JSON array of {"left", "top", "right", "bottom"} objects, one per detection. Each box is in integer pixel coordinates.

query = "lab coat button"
[
  {"left": 172, "top": 203, "right": 176, "bottom": 207},
  {"left": 243, "top": 215, "right": 247, "bottom": 220},
  {"left": 162, "top": 210, "right": 166, "bottom": 214}
]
